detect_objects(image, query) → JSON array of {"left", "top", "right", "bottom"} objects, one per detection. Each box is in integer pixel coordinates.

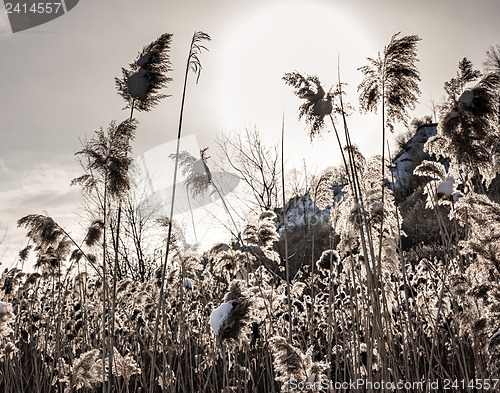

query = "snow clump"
[
  {"left": 137, "top": 51, "right": 157, "bottom": 68},
  {"left": 127, "top": 69, "right": 150, "bottom": 99},
  {"left": 459, "top": 90, "right": 476, "bottom": 107},
  {"left": 437, "top": 177, "right": 455, "bottom": 197},
  {"left": 182, "top": 278, "right": 193, "bottom": 289},
  {"left": 210, "top": 301, "right": 233, "bottom": 334},
  {"left": 453, "top": 190, "right": 464, "bottom": 202}
]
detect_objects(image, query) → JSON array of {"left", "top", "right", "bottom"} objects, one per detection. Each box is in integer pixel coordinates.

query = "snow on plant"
[
  {"left": 459, "top": 90, "right": 476, "bottom": 107},
  {"left": 425, "top": 58, "right": 500, "bottom": 189},
  {"left": 436, "top": 177, "right": 455, "bottom": 197},
  {"left": 282, "top": 72, "right": 341, "bottom": 139},
  {"left": 127, "top": 69, "right": 150, "bottom": 99},
  {"left": 210, "top": 281, "right": 252, "bottom": 346},
  {"left": 414, "top": 160, "right": 463, "bottom": 212},
  {"left": 182, "top": 277, "right": 193, "bottom": 289},
  {"left": 210, "top": 301, "right": 233, "bottom": 334},
  {"left": 115, "top": 33, "right": 173, "bottom": 113}
]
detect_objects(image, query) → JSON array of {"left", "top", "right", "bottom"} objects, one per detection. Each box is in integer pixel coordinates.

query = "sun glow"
[{"left": 216, "top": 0, "right": 377, "bottom": 169}]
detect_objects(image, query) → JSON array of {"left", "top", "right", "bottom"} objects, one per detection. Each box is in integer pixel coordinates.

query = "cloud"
[{"left": 0, "top": 161, "right": 82, "bottom": 267}]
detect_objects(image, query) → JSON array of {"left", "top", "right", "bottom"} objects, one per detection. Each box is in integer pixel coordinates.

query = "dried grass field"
[{"left": 1, "top": 32, "right": 500, "bottom": 393}]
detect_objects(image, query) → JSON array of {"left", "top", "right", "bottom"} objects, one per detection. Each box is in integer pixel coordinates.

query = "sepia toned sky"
[{"left": 1, "top": 0, "right": 499, "bottom": 264}]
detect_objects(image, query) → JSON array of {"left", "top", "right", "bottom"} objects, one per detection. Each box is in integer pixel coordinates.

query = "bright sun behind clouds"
[{"left": 215, "top": 0, "right": 379, "bottom": 169}]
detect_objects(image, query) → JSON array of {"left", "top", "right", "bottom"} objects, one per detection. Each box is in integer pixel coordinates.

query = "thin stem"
[
  {"left": 149, "top": 32, "right": 197, "bottom": 393},
  {"left": 281, "top": 113, "right": 292, "bottom": 345},
  {"left": 102, "top": 175, "right": 108, "bottom": 393},
  {"left": 377, "top": 77, "right": 386, "bottom": 287}
]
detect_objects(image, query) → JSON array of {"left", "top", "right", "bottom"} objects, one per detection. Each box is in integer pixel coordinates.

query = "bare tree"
[
  {"left": 427, "top": 96, "right": 441, "bottom": 123},
  {"left": 217, "top": 126, "right": 281, "bottom": 213}
]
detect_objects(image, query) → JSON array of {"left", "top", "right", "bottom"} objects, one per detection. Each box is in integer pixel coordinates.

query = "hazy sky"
[{"left": 1, "top": 0, "right": 499, "bottom": 264}]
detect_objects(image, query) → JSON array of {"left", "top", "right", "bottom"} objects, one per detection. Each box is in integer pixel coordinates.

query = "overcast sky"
[{"left": 1, "top": 0, "right": 499, "bottom": 265}]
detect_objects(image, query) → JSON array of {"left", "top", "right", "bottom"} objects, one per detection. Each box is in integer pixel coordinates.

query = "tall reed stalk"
[
  {"left": 280, "top": 114, "right": 293, "bottom": 345},
  {"left": 149, "top": 31, "right": 210, "bottom": 393}
]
